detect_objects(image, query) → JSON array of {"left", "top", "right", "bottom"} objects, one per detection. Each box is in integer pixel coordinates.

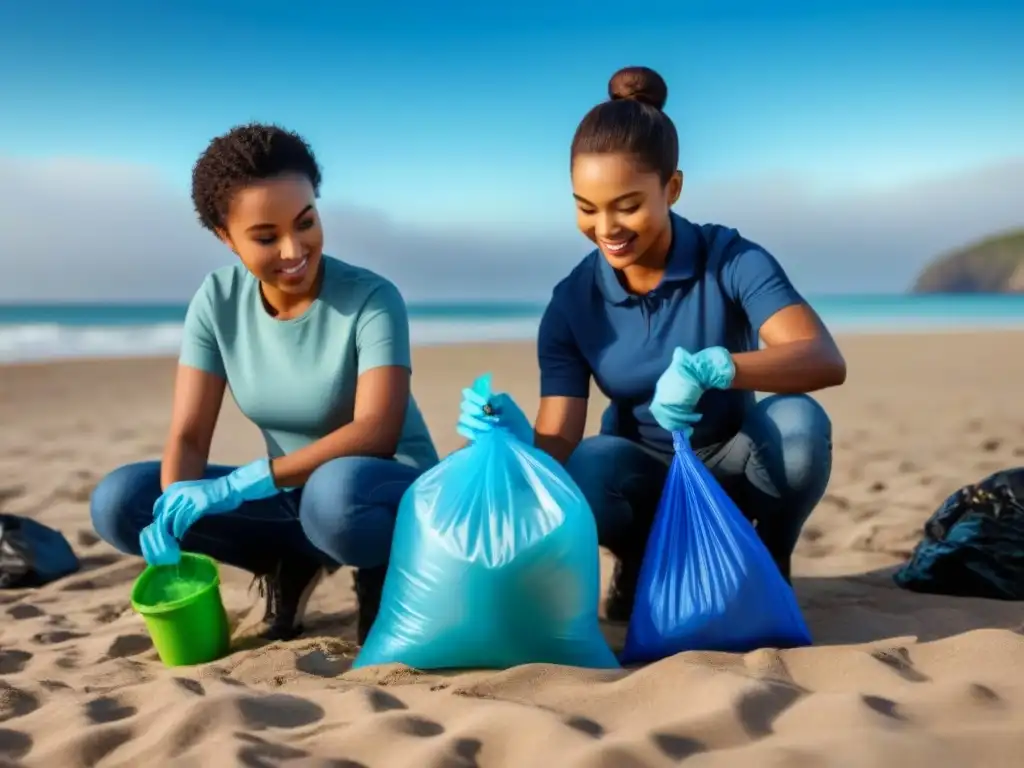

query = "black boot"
[
  {"left": 353, "top": 566, "right": 387, "bottom": 644},
  {"left": 604, "top": 554, "right": 642, "bottom": 622},
  {"left": 253, "top": 557, "right": 324, "bottom": 642}
]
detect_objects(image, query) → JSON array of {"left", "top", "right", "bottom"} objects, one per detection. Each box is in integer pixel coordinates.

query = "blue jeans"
[
  {"left": 90, "top": 457, "right": 424, "bottom": 576},
  {"left": 565, "top": 394, "right": 833, "bottom": 579}
]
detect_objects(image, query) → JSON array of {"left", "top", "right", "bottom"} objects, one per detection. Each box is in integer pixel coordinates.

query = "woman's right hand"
[{"left": 457, "top": 387, "right": 533, "bottom": 445}]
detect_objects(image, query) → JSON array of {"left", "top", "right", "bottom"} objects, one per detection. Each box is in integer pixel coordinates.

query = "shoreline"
[{"left": 3, "top": 326, "right": 1024, "bottom": 370}]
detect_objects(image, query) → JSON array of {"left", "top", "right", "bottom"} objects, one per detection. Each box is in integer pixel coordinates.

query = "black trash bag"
[
  {"left": 894, "top": 468, "right": 1024, "bottom": 600},
  {"left": 0, "top": 514, "right": 80, "bottom": 589}
]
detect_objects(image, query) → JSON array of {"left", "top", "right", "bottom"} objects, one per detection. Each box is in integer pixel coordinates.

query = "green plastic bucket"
[{"left": 130, "top": 553, "right": 230, "bottom": 667}]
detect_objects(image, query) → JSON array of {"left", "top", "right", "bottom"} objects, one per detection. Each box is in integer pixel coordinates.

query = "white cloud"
[
  {"left": 683, "top": 160, "right": 1024, "bottom": 293},
  {"left": 1, "top": 155, "right": 1022, "bottom": 302}
]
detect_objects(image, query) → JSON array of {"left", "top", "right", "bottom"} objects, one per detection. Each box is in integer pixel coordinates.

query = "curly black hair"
[{"left": 190, "top": 123, "right": 323, "bottom": 233}]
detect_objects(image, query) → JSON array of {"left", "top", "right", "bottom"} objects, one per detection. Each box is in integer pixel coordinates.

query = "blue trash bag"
[
  {"left": 354, "top": 374, "right": 619, "bottom": 671},
  {"left": 621, "top": 431, "right": 811, "bottom": 664},
  {"left": 0, "top": 514, "right": 80, "bottom": 589}
]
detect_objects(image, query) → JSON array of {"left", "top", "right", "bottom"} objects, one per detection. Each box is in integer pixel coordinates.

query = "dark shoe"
[
  {"left": 353, "top": 566, "right": 387, "bottom": 644},
  {"left": 253, "top": 557, "right": 324, "bottom": 642},
  {"left": 775, "top": 554, "right": 793, "bottom": 586},
  {"left": 604, "top": 555, "right": 641, "bottom": 623}
]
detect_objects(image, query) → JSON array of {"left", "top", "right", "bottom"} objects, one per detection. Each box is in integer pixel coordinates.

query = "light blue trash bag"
[
  {"left": 621, "top": 431, "right": 812, "bottom": 664},
  {"left": 354, "top": 374, "right": 618, "bottom": 670}
]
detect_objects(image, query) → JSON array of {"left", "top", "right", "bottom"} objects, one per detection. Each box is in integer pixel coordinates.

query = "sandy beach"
[{"left": 1, "top": 331, "right": 1023, "bottom": 767}]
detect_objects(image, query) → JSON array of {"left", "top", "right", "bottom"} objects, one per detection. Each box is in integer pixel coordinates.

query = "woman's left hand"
[
  {"left": 139, "top": 520, "right": 182, "bottom": 566},
  {"left": 154, "top": 459, "right": 280, "bottom": 541},
  {"left": 138, "top": 479, "right": 232, "bottom": 566},
  {"left": 650, "top": 347, "right": 736, "bottom": 434},
  {"left": 154, "top": 479, "right": 238, "bottom": 540}
]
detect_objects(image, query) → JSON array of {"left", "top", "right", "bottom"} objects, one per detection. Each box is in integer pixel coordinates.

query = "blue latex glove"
[
  {"left": 139, "top": 519, "right": 181, "bottom": 566},
  {"left": 457, "top": 388, "right": 533, "bottom": 445},
  {"left": 151, "top": 459, "right": 280, "bottom": 544},
  {"left": 650, "top": 346, "right": 736, "bottom": 435}
]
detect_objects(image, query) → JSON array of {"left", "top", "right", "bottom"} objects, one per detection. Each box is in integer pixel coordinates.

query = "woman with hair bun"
[{"left": 458, "top": 67, "right": 846, "bottom": 621}]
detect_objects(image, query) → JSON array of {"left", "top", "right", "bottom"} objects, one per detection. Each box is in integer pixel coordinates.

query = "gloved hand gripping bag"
[
  {"left": 621, "top": 432, "right": 812, "bottom": 664},
  {"left": 354, "top": 375, "right": 618, "bottom": 670}
]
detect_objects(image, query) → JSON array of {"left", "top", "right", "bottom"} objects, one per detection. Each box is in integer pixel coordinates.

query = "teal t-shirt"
[{"left": 178, "top": 256, "right": 439, "bottom": 471}]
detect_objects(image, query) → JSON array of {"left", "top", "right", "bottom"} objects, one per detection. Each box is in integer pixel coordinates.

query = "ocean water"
[{"left": 1, "top": 295, "right": 1024, "bottom": 364}]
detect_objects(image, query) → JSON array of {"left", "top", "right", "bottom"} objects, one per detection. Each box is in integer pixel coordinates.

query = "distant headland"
[{"left": 911, "top": 229, "right": 1024, "bottom": 293}]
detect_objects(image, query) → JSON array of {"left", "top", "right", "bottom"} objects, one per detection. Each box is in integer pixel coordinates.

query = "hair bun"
[{"left": 608, "top": 66, "right": 668, "bottom": 111}]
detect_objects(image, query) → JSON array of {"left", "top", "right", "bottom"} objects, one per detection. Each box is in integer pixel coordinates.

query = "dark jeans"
[
  {"left": 89, "top": 457, "right": 424, "bottom": 576},
  {"left": 564, "top": 394, "right": 833, "bottom": 579}
]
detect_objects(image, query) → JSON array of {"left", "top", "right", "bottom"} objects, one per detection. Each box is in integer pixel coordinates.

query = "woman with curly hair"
[{"left": 90, "top": 124, "right": 438, "bottom": 643}]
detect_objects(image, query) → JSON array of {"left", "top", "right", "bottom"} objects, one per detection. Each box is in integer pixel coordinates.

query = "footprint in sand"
[
  {"left": 236, "top": 694, "right": 325, "bottom": 730},
  {"left": 0, "top": 486, "right": 25, "bottom": 508},
  {"left": 78, "top": 725, "right": 136, "bottom": 767},
  {"left": 735, "top": 681, "right": 806, "bottom": 738},
  {"left": 78, "top": 553, "right": 123, "bottom": 572},
  {"left": 296, "top": 648, "right": 351, "bottom": 678},
  {"left": 860, "top": 694, "right": 906, "bottom": 722},
  {"left": 391, "top": 715, "right": 445, "bottom": 738},
  {"left": 85, "top": 695, "right": 137, "bottom": 724},
  {"left": 45, "top": 614, "right": 73, "bottom": 629},
  {"left": 362, "top": 688, "right": 445, "bottom": 737},
  {"left": 651, "top": 733, "right": 705, "bottom": 761},
  {"left": 0, "top": 682, "right": 40, "bottom": 722},
  {"left": 564, "top": 715, "right": 604, "bottom": 739},
  {"left": 365, "top": 688, "right": 408, "bottom": 713},
  {"left": 60, "top": 560, "right": 143, "bottom": 592},
  {"left": 0, "top": 650, "right": 32, "bottom": 675},
  {"left": 32, "top": 630, "right": 87, "bottom": 646},
  {"left": 800, "top": 525, "right": 824, "bottom": 543},
  {"left": 5, "top": 604, "right": 45, "bottom": 620},
  {"left": 54, "top": 469, "right": 99, "bottom": 503},
  {"left": 969, "top": 683, "right": 1002, "bottom": 706},
  {"left": 587, "top": 745, "right": 654, "bottom": 768},
  {"left": 443, "top": 738, "right": 483, "bottom": 768},
  {"left": 91, "top": 603, "right": 129, "bottom": 625},
  {"left": 56, "top": 648, "right": 81, "bottom": 670},
  {"left": 172, "top": 678, "right": 205, "bottom": 697},
  {"left": 870, "top": 648, "right": 930, "bottom": 683},
  {"left": 235, "top": 732, "right": 309, "bottom": 766},
  {"left": 76, "top": 530, "right": 101, "bottom": 548},
  {"left": 105, "top": 634, "right": 153, "bottom": 659},
  {"left": 0, "top": 728, "right": 32, "bottom": 761}
]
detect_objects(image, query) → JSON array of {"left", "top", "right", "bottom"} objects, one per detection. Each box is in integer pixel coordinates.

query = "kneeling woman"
[
  {"left": 459, "top": 67, "right": 846, "bottom": 621},
  {"left": 90, "top": 124, "right": 438, "bottom": 642}
]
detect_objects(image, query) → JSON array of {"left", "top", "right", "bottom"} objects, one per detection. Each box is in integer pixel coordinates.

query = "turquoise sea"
[{"left": 2, "top": 294, "right": 1024, "bottom": 363}]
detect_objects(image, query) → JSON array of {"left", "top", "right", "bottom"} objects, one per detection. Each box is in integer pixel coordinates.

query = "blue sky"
[{"left": 1, "top": 0, "right": 1022, "bottom": 299}]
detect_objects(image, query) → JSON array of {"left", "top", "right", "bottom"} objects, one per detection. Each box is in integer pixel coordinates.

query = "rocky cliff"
[{"left": 911, "top": 229, "right": 1024, "bottom": 293}]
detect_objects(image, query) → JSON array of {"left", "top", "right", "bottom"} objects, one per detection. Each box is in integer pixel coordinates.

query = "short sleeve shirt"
[
  {"left": 537, "top": 213, "right": 805, "bottom": 455},
  {"left": 179, "top": 255, "right": 438, "bottom": 470}
]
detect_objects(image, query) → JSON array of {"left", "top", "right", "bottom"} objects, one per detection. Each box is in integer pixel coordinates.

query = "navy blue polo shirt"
[{"left": 537, "top": 212, "right": 806, "bottom": 456}]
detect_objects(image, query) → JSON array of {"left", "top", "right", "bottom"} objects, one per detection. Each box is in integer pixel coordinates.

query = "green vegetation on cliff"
[{"left": 911, "top": 229, "right": 1024, "bottom": 293}]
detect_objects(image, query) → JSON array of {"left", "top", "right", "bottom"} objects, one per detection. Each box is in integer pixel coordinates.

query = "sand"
[{"left": 1, "top": 331, "right": 1024, "bottom": 767}]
